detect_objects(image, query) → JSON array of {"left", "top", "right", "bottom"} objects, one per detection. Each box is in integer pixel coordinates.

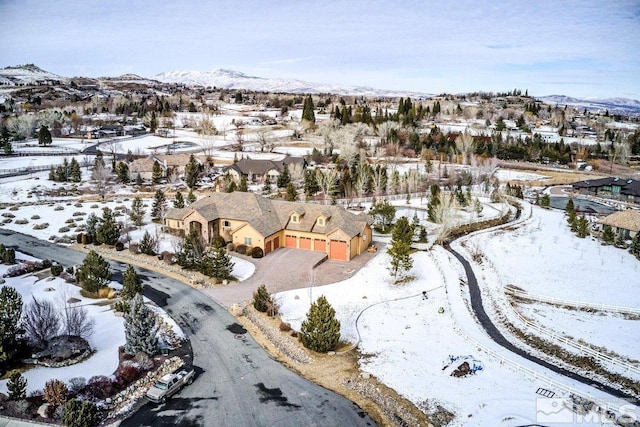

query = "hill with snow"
[
  {"left": 153, "top": 68, "right": 430, "bottom": 97},
  {"left": 0, "top": 64, "right": 68, "bottom": 86},
  {"left": 538, "top": 95, "right": 640, "bottom": 116}
]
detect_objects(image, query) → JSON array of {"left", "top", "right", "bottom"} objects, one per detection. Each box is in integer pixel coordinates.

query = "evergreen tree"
[
  {"left": 38, "top": 125, "right": 52, "bottom": 146},
  {"left": 124, "top": 294, "right": 158, "bottom": 356},
  {"left": 601, "top": 225, "right": 615, "bottom": 245},
  {"left": 93, "top": 150, "right": 105, "bottom": 169},
  {"left": 116, "top": 161, "right": 130, "bottom": 184},
  {"left": 0, "top": 286, "right": 24, "bottom": 364},
  {"left": 185, "top": 154, "right": 201, "bottom": 189},
  {"left": 135, "top": 173, "right": 143, "bottom": 185},
  {"left": 388, "top": 218, "right": 414, "bottom": 278},
  {"left": 427, "top": 184, "right": 441, "bottom": 223},
  {"left": 263, "top": 175, "right": 272, "bottom": 194},
  {"left": 151, "top": 189, "right": 166, "bottom": 220},
  {"left": 7, "top": 371, "right": 27, "bottom": 400},
  {"left": 96, "top": 207, "right": 120, "bottom": 245},
  {"left": 630, "top": 232, "right": 640, "bottom": 259},
  {"left": 301, "top": 95, "right": 316, "bottom": 123},
  {"left": 76, "top": 251, "right": 112, "bottom": 293},
  {"left": 121, "top": 265, "right": 142, "bottom": 300},
  {"left": 85, "top": 213, "right": 99, "bottom": 243},
  {"left": 200, "top": 248, "right": 234, "bottom": 280},
  {"left": 238, "top": 175, "right": 248, "bottom": 192},
  {"left": 369, "top": 200, "right": 396, "bottom": 232},
  {"left": 70, "top": 158, "right": 82, "bottom": 182},
  {"left": 299, "top": 295, "right": 340, "bottom": 353},
  {"left": 392, "top": 216, "right": 414, "bottom": 245},
  {"left": 277, "top": 163, "right": 291, "bottom": 188},
  {"left": 540, "top": 194, "right": 550, "bottom": 208},
  {"left": 576, "top": 215, "right": 589, "bottom": 238},
  {"left": 176, "top": 229, "right": 205, "bottom": 269},
  {"left": 303, "top": 169, "right": 320, "bottom": 196},
  {"left": 285, "top": 182, "right": 297, "bottom": 201},
  {"left": 63, "top": 399, "right": 100, "bottom": 427},
  {"left": 173, "top": 191, "right": 185, "bottom": 208},
  {"left": 139, "top": 230, "right": 157, "bottom": 255},
  {"left": 151, "top": 161, "right": 163, "bottom": 184},
  {"left": 129, "top": 196, "right": 145, "bottom": 227},
  {"left": 187, "top": 189, "right": 197, "bottom": 205},
  {"left": 253, "top": 285, "right": 274, "bottom": 314},
  {"left": 418, "top": 226, "right": 428, "bottom": 242}
]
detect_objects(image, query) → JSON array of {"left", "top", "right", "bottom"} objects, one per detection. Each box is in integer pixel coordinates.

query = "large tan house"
[{"left": 164, "top": 192, "right": 373, "bottom": 261}]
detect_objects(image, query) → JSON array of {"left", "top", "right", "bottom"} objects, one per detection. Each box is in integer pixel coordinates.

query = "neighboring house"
[
  {"left": 596, "top": 209, "right": 640, "bottom": 239},
  {"left": 224, "top": 157, "right": 306, "bottom": 184},
  {"left": 128, "top": 154, "right": 202, "bottom": 181},
  {"left": 164, "top": 192, "right": 372, "bottom": 261},
  {"left": 572, "top": 177, "right": 640, "bottom": 204}
]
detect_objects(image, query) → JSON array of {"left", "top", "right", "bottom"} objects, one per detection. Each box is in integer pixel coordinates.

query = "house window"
[
  {"left": 317, "top": 218, "right": 324, "bottom": 226},
  {"left": 223, "top": 220, "right": 231, "bottom": 227},
  {"left": 291, "top": 215, "right": 298, "bottom": 223},
  {"left": 244, "top": 237, "right": 252, "bottom": 245}
]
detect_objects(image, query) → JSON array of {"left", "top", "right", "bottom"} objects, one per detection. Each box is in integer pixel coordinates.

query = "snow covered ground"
[{"left": 276, "top": 203, "right": 639, "bottom": 426}]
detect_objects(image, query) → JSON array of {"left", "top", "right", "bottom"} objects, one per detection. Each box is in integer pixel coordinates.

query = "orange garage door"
[
  {"left": 314, "top": 239, "right": 326, "bottom": 252},
  {"left": 300, "top": 237, "right": 311, "bottom": 250},
  {"left": 285, "top": 235, "right": 297, "bottom": 248},
  {"left": 329, "top": 240, "right": 348, "bottom": 260}
]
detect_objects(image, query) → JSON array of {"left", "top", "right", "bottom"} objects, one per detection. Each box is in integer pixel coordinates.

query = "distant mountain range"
[
  {"left": 153, "top": 68, "right": 430, "bottom": 98},
  {"left": 2, "top": 64, "right": 640, "bottom": 116}
]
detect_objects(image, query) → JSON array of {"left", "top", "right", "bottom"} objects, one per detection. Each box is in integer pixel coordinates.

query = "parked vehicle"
[{"left": 145, "top": 368, "right": 195, "bottom": 403}]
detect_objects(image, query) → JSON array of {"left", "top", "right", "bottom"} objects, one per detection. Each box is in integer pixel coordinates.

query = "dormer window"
[
  {"left": 291, "top": 215, "right": 298, "bottom": 223},
  {"left": 317, "top": 218, "right": 324, "bottom": 226}
]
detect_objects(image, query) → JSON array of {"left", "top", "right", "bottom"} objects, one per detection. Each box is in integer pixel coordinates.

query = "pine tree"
[
  {"left": 63, "top": 399, "right": 100, "bottom": 427},
  {"left": 173, "top": 191, "right": 185, "bottom": 208},
  {"left": 7, "top": 371, "right": 27, "bottom": 400},
  {"left": 253, "top": 285, "right": 274, "bottom": 314},
  {"left": 576, "top": 215, "right": 589, "bottom": 238},
  {"left": 185, "top": 154, "right": 201, "bottom": 189},
  {"left": 187, "top": 189, "right": 197, "bottom": 205},
  {"left": 38, "top": 125, "right": 52, "bottom": 146},
  {"left": 151, "top": 161, "right": 163, "bottom": 184},
  {"left": 129, "top": 196, "right": 145, "bottom": 227},
  {"left": 277, "top": 163, "right": 291, "bottom": 188},
  {"left": 392, "top": 216, "right": 414, "bottom": 245},
  {"left": 176, "top": 229, "right": 205, "bottom": 269},
  {"left": 427, "top": 184, "right": 441, "bottom": 223},
  {"left": 263, "top": 175, "right": 272, "bottom": 194},
  {"left": 151, "top": 189, "right": 166, "bottom": 220},
  {"left": 301, "top": 95, "right": 316, "bottom": 124},
  {"left": 139, "top": 230, "right": 156, "bottom": 255},
  {"left": 285, "top": 182, "right": 297, "bottom": 201},
  {"left": 122, "top": 265, "right": 143, "bottom": 300},
  {"left": 70, "top": 158, "right": 82, "bottom": 182},
  {"left": 388, "top": 234, "right": 413, "bottom": 278},
  {"left": 76, "top": 250, "right": 112, "bottom": 293},
  {"left": 630, "top": 232, "right": 640, "bottom": 258},
  {"left": 0, "top": 286, "right": 24, "bottom": 363},
  {"left": 238, "top": 175, "right": 248, "bottom": 192},
  {"left": 199, "top": 247, "right": 235, "bottom": 280},
  {"left": 96, "top": 207, "right": 120, "bottom": 245},
  {"left": 116, "top": 161, "right": 130, "bottom": 184},
  {"left": 124, "top": 294, "right": 158, "bottom": 356},
  {"left": 299, "top": 295, "right": 340, "bottom": 353},
  {"left": 601, "top": 225, "right": 615, "bottom": 245},
  {"left": 93, "top": 150, "right": 105, "bottom": 169}
]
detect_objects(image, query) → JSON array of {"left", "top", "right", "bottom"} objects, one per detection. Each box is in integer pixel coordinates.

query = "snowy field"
[{"left": 277, "top": 204, "right": 639, "bottom": 426}]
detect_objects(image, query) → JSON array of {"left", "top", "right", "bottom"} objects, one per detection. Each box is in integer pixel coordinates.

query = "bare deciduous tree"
[
  {"left": 23, "top": 296, "right": 60, "bottom": 348},
  {"left": 91, "top": 163, "right": 111, "bottom": 200}
]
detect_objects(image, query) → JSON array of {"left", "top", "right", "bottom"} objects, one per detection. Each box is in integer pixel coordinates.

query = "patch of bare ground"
[{"left": 237, "top": 305, "right": 435, "bottom": 427}]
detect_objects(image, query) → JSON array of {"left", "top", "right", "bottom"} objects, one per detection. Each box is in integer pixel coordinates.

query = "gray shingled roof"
[
  {"left": 175, "top": 192, "right": 371, "bottom": 238},
  {"left": 597, "top": 209, "right": 640, "bottom": 232}
]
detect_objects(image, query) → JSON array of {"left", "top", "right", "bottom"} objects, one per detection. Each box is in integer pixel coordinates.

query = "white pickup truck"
[{"left": 145, "top": 368, "right": 195, "bottom": 403}]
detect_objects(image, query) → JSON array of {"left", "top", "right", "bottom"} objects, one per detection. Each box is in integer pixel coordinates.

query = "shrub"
[
  {"left": 250, "top": 247, "right": 264, "bottom": 258},
  {"left": 115, "top": 365, "right": 140, "bottom": 388},
  {"left": 43, "top": 379, "right": 69, "bottom": 405},
  {"left": 52, "top": 265, "right": 64, "bottom": 278},
  {"left": 212, "top": 236, "right": 226, "bottom": 249},
  {"left": 226, "top": 242, "right": 235, "bottom": 252},
  {"left": 74, "top": 203, "right": 83, "bottom": 207},
  {"left": 2, "top": 212, "right": 15, "bottom": 218},
  {"left": 67, "top": 377, "right": 86, "bottom": 395},
  {"left": 15, "top": 219, "right": 28, "bottom": 225},
  {"left": 279, "top": 321, "right": 292, "bottom": 332},
  {"left": 97, "top": 287, "right": 113, "bottom": 299},
  {"left": 33, "top": 222, "right": 50, "bottom": 230},
  {"left": 253, "top": 284, "right": 277, "bottom": 315},
  {"left": 235, "top": 244, "right": 248, "bottom": 255},
  {"left": 59, "top": 226, "right": 71, "bottom": 233},
  {"left": 3, "top": 248, "right": 16, "bottom": 265},
  {"left": 114, "top": 300, "right": 130, "bottom": 313},
  {"left": 31, "top": 214, "right": 41, "bottom": 220},
  {"left": 162, "top": 252, "right": 175, "bottom": 264},
  {"left": 85, "top": 376, "right": 114, "bottom": 400},
  {"left": 76, "top": 233, "right": 83, "bottom": 244},
  {"left": 65, "top": 218, "right": 77, "bottom": 224},
  {"left": 2, "top": 218, "right": 12, "bottom": 224},
  {"left": 54, "top": 206, "right": 64, "bottom": 211},
  {"left": 129, "top": 243, "right": 140, "bottom": 254},
  {"left": 63, "top": 399, "right": 100, "bottom": 427},
  {"left": 72, "top": 211, "right": 86, "bottom": 217},
  {"left": 9, "top": 206, "right": 19, "bottom": 211},
  {"left": 42, "top": 259, "right": 52, "bottom": 268},
  {"left": 90, "top": 204, "right": 98, "bottom": 209},
  {"left": 115, "top": 242, "right": 125, "bottom": 251}
]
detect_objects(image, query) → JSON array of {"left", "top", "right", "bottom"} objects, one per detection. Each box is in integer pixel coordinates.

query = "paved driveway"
[{"left": 202, "top": 244, "right": 382, "bottom": 308}]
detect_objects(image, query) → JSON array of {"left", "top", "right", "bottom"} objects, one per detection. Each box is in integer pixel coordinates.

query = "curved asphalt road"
[
  {"left": 446, "top": 243, "right": 637, "bottom": 403},
  {"left": 0, "top": 230, "right": 376, "bottom": 427}
]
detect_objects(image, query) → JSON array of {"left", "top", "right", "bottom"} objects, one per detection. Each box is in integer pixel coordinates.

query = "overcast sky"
[{"left": 1, "top": 0, "right": 639, "bottom": 99}]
